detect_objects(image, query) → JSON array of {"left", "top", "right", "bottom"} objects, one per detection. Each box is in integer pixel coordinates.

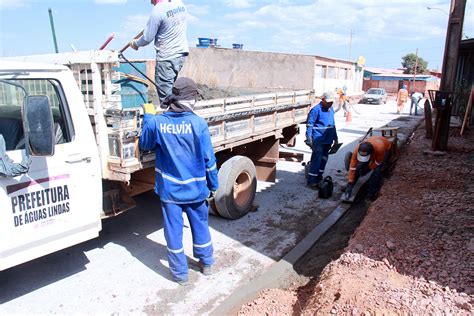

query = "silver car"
[{"left": 361, "top": 88, "right": 388, "bottom": 104}]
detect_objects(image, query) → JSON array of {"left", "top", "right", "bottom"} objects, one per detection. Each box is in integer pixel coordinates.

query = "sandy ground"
[{"left": 239, "top": 117, "right": 474, "bottom": 314}]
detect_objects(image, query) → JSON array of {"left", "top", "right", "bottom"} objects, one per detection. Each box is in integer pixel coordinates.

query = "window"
[
  {"left": 340, "top": 68, "right": 349, "bottom": 80},
  {"left": 315, "top": 65, "right": 324, "bottom": 78},
  {"left": 0, "top": 79, "right": 72, "bottom": 151},
  {"left": 327, "top": 67, "right": 337, "bottom": 79}
]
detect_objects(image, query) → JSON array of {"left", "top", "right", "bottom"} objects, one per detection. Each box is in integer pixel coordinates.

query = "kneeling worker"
[{"left": 341, "top": 136, "right": 393, "bottom": 201}]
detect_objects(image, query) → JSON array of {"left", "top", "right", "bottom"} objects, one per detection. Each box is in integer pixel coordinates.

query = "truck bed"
[{"left": 7, "top": 50, "right": 314, "bottom": 182}]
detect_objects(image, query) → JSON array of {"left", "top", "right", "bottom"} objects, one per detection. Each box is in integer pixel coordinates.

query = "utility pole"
[
  {"left": 48, "top": 8, "right": 59, "bottom": 53},
  {"left": 348, "top": 29, "right": 354, "bottom": 61},
  {"left": 412, "top": 48, "right": 418, "bottom": 93},
  {"left": 432, "top": 0, "right": 466, "bottom": 151}
]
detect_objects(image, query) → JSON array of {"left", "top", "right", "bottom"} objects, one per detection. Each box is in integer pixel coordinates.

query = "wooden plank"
[{"left": 460, "top": 86, "right": 473, "bottom": 136}]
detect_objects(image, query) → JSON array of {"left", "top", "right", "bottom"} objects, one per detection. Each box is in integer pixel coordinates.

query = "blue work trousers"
[
  {"left": 161, "top": 200, "right": 214, "bottom": 282},
  {"left": 307, "top": 143, "right": 331, "bottom": 185},
  {"left": 353, "top": 150, "right": 392, "bottom": 197},
  {"left": 155, "top": 55, "right": 186, "bottom": 107},
  {"left": 410, "top": 98, "right": 419, "bottom": 115}
]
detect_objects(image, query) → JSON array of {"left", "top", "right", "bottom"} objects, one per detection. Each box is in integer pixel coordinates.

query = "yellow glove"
[{"left": 143, "top": 103, "right": 156, "bottom": 115}]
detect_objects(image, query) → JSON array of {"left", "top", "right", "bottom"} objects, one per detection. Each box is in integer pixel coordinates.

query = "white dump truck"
[{"left": 0, "top": 50, "right": 314, "bottom": 271}]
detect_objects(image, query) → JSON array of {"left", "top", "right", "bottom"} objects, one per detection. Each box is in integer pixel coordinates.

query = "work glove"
[
  {"left": 130, "top": 40, "right": 138, "bottom": 51},
  {"left": 341, "top": 183, "right": 354, "bottom": 201},
  {"left": 142, "top": 103, "right": 156, "bottom": 115},
  {"left": 304, "top": 137, "right": 313, "bottom": 148}
]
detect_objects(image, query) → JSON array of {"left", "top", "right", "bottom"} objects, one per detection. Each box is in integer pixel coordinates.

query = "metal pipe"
[
  {"left": 118, "top": 53, "right": 159, "bottom": 92},
  {"left": 48, "top": 8, "right": 59, "bottom": 53},
  {"left": 99, "top": 33, "right": 115, "bottom": 50}
]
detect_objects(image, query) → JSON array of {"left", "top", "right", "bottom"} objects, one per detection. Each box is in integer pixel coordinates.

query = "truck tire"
[
  {"left": 344, "top": 151, "right": 353, "bottom": 171},
  {"left": 215, "top": 156, "right": 257, "bottom": 219}
]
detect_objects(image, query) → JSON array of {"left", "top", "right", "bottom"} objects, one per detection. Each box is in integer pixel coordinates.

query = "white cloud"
[
  {"left": 464, "top": 0, "right": 474, "bottom": 38},
  {"left": 94, "top": 0, "right": 127, "bottom": 4},
  {"left": 187, "top": 4, "right": 211, "bottom": 16},
  {"left": 117, "top": 14, "right": 148, "bottom": 41},
  {"left": 0, "top": 0, "right": 31, "bottom": 10},
  {"left": 215, "top": 0, "right": 456, "bottom": 49},
  {"left": 221, "top": 0, "right": 253, "bottom": 9}
]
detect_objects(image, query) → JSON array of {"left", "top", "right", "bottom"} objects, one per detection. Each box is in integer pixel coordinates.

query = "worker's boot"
[
  {"left": 201, "top": 265, "right": 213, "bottom": 276},
  {"left": 174, "top": 278, "right": 189, "bottom": 286}
]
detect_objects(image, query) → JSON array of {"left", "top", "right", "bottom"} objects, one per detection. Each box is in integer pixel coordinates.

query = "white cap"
[
  {"left": 322, "top": 91, "right": 335, "bottom": 103},
  {"left": 357, "top": 152, "right": 371, "bottom": 163}
]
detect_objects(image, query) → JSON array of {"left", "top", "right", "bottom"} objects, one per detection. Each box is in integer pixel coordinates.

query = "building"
[{"left": 363, "top": 72, "right": 440, "bottom": 95}]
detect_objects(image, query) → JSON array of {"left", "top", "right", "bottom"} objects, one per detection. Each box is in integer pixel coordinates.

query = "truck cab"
[{"left": 0, "top": 62, "right": 102, "bottom": 271}]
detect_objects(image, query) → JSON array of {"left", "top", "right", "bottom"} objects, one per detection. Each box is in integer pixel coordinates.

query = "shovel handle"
[{"left": 119, "top": 30, "right": 144, "bottom": 53}]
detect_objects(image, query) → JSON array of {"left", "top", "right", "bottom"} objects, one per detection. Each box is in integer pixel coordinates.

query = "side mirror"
[{"left": 24, "top": 95, "right": 55, "bottom": 156}]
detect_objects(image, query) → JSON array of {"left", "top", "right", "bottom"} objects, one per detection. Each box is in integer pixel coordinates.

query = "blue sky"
[{"left": 1, "top": 0, "right": 473, "bottom": 70}]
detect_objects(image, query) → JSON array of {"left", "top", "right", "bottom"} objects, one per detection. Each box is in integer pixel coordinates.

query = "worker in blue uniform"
[
  {"left": 305, "top": 91, "right": 339, "bottom": 189},
  {"left": 140, "top": 77, "right": 218, "bottom": 285}
]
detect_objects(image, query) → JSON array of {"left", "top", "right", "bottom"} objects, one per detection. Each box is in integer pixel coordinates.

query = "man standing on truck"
[
  {"left": 305, "top": 91, "right": 339, "bottom": 189},
  {"left": 341, "top": 136, "right": 393, "bottom": 201},
  {"left": 130, "top": 0, "right": 189, "bottom": 109},
  {"left": 140, "top": 77, "right": 218, "bottom": 286}
]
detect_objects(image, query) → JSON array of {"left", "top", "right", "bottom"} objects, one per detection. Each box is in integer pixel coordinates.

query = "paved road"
[{"left": 0, "top": 100, "right": 423, "bottom": 315}]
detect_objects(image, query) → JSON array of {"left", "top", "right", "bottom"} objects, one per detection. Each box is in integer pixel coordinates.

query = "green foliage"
[{"left": 401, "top": 53, "right": 428, "bottom": 74}]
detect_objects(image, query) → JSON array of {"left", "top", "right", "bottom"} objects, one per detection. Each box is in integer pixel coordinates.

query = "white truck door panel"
[{"left": 0, "top": 75, "right": 102, "bottom": 271}]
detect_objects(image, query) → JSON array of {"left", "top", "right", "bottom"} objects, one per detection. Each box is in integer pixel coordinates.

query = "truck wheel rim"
[{"left": 233, "top": 172, "right": 252, "bottom": 208}]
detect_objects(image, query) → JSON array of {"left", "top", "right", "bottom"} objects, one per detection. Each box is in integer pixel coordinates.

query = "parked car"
[{"left": 361, "top": 88, "right": 388, "bottom": 104}]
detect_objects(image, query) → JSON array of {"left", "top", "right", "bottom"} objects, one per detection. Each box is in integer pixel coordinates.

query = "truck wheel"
[
  {"left": 344, "top": 151, "right": 353, "bottom": 171},
  {"left": 215, "top": 156, "right": 257, "bottom": 219}
]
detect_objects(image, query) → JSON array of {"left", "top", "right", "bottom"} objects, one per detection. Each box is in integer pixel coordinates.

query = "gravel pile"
[{"left": 239, "top": 123, "right": 474, "bottom": 315}]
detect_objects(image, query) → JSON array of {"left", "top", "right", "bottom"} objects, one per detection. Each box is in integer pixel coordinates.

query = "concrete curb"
[
  {"left": 211, "top": 117, "right": 423, "bottom": 315},
  {"left": 212, "top": 204, "right": 351, "bottom": 315}
]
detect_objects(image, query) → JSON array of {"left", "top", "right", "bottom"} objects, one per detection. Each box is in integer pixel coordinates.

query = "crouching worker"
[
  {"left": 140, "top": 77, "right": 218, "bottom": 286},
  {"left": 341, "top": 136, "right": 393, "bottom": 201}
]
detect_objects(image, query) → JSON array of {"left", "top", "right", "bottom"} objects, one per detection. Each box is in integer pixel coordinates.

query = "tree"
[{"left": 401, "top": 53, "right": 428, "bottom": 74}]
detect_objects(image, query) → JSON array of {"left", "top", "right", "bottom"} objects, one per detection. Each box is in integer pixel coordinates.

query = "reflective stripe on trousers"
[
  {"left": 161, "top": 200, "right": 214, "bottom": 281},
  {"left": 308, "top": 143, "right": 331, "bottom": 185}
]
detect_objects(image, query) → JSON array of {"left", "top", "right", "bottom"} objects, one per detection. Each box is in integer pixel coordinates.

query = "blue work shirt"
[
  {"left": 140, "top": 111, "right": 218, "bottom": 204},
  {"left": 305, "top": 102, "right": 338, "bottom": 145}
]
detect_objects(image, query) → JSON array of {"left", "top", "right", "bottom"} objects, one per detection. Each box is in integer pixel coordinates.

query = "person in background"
[
  {"left": 396, "top": 85, "right": 409, "bottom": 114},
  {"left": 341, "top": 136, "right": 393, "bottom": 201},
  {"left": 305, "top": 91, "right": 339, "bottom": 189},
  {"left": 130, "top": 0, "right": 189, "bottom": 108},
  {"left": 140, "top": 77, "right": 218, "bottom": 286},
  {"left": 410, "top": 91, "right": 424, "bottom": 115},
  {"left": 337, "top": 87, "right": 349, "bottom": 117}
]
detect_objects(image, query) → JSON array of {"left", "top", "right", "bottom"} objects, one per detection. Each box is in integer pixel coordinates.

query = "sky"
[{"left": 0, "top": 0, "right": 473, "bottom": 70}]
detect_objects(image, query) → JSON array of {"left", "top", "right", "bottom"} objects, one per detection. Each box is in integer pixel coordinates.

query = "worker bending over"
[
  {"left": 342, "top": 136, "right": 393, "bottom": 201},
  {"left": 140, "top": 77, "right": 218, "bottom": 286}
]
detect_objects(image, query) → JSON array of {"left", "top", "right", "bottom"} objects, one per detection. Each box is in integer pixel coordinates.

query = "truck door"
[{"left": 0, "top": 76, "right": 102, "bottom": 271}]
